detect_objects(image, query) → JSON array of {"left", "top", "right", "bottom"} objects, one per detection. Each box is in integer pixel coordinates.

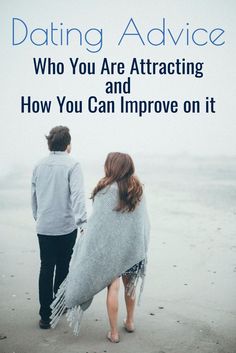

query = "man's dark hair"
[{"left": 46, "top": 126, "right": 71, "bottom": 151}]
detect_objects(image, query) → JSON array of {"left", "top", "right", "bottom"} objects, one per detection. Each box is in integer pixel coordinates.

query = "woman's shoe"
[
  {"left": 107, "top": 331, "right": 120, "bottom": 343},
  {"left": 123, "top": 319, "right": 135, "bottom": 332}
]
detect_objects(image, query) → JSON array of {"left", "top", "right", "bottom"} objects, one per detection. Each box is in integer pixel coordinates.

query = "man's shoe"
[{"left": 39, "top": 319, "right": 51, "bottom": 329}]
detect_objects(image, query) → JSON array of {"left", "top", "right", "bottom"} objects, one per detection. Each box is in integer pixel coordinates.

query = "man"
[{"left": 31, "top": 126, "right": 87, "bottom": 329}]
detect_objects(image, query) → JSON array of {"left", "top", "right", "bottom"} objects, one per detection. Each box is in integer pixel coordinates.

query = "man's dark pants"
[{"left": 37, "top": 229, "right": 77, "bottom": 321}]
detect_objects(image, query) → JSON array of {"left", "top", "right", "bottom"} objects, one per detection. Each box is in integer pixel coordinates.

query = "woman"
[{"left": 50, "top": 152, "right": 150, "bottom": 342}]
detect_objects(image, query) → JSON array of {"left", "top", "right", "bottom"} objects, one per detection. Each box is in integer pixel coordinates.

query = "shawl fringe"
[
  {"left": 50, "top": 277, "right": 84, "bottom": 336},
  {"left": 50, "top": 277, "right": 67, "bottom": 328},
  {"left": 50, "top": 259, "right": 146, "bottom": 336},
  {"left": 124, "top": 259, "right": 147, "bottom": 306}
]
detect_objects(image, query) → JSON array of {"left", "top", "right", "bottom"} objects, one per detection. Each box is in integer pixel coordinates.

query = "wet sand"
[{"left": 0, "top": 155, "right": 236, "bottom": 353}]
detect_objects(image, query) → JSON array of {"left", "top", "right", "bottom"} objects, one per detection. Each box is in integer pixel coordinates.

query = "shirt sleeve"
[
  {"left": 31, "top": 168, "right": 37, "bottom": 221},
  {"left": 69, "top": 163, "right": 87, "bottom": 228}
]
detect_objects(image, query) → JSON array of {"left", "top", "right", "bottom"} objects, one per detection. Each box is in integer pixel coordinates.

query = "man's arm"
[
  {"left": 31, "top": 168, "right": 37, "bottom": 220},
  {"left": 69, "top": 163, "right": 87, "bottom": 230}
]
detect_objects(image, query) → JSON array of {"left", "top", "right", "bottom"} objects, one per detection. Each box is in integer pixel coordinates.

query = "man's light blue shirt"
[{"left": 31, "top": 151, "right": 87, "bottom": 235}]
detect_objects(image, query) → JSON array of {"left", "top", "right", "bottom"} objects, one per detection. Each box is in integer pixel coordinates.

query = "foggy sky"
[{"left": 0, "top": 0, "right": 235, "bottom": 174}]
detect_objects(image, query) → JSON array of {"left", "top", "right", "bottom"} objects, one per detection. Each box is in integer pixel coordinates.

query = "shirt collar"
[{"left": 50, "top": 151, "right": 68, "bottom": 155}]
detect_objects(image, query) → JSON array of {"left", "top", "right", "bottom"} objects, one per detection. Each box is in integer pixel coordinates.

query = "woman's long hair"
[{"left": 91, "top": 152, "right": 143, "bottom": 212}]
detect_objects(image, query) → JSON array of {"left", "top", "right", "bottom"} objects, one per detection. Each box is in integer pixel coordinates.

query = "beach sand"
[{"left": 0, "top": 155, "right": 236, "bottom": 353}]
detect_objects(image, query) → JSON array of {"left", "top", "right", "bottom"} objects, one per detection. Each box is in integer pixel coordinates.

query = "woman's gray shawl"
[{"left": 50, "top": 183, "right": 150, "bottom": 335}]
